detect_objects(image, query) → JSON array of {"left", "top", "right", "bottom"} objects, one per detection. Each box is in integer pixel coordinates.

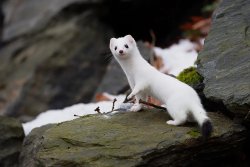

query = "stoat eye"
[
  {"left": 114, "top": 46, "right": 117, "bottom": 50},
  {"left": 125, "top": 44, "right": 129, "bottom": 49}
]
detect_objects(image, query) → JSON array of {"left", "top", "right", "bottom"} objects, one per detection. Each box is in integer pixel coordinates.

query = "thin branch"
[
  {"left": 123, "top": 94, "right": 129, "bottom": 103},
  {"left": 123, "top": 93, "right": 166, "bottom": 111},
  {"left": 104, "top": 109, "right": 120, "bottom": 115},
  {"left": 139, "top": 99, "right": 167, "bottom": 111},
  {"left": 94, "top": 106, "right": 101, "bottom": 114},
  {"left": 94, "top": 94, "right": 166, "bottom": 116},
  {"left": 111, "top": 98, "right": 117, "bottom": 111},
  {"left": 123, "top": 94, "right": 134, "bottom": 103},
  {"left": 74, "top": 114, "right": 80, "bottom": 117}
]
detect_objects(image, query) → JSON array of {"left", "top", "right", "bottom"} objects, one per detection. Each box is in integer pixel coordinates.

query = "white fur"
[{"left": 110, "top": 35, "right": 210, "bottom": 126}]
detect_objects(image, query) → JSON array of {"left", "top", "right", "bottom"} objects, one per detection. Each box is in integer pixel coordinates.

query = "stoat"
[{"left": 109, "top": 35, "right": 212, "bottom": 138}]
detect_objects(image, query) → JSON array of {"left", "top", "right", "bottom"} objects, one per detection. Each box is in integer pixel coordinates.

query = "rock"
[
  {"left": 19, "top": 124, "right": 54, "bottom": 167},
  {"left": 0, "top": 10, "right": 113, "bottom": 120},
  {"left": 0, "top": 116, "right": 25, "bottom": 167},
  {"left": 176, "top": 67, "right": 231, "bottom": 114},
  {"left": 2, "top": 0, "right": 104, "bottom": 41},
  {"left": 95, "top": 41, "right": 154, "bottom": 96},
  {"left": 197, "top": 0, "right": 250, "bottom": 115},
  {"left": 20, "top": 110, "right": 248, "bottom": 166},
  {"left": 2, "top": 0, "right": 215, "bottom": 45}
]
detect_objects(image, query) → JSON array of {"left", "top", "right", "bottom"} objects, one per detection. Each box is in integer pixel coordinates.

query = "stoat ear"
[
  {"left": 110, "top": 38, "right": 116, "bottom": 49},
  {"left": 125, "top": 35, "right": 134, "bottom": 44}
]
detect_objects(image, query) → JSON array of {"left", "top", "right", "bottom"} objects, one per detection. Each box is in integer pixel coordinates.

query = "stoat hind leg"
[
  {"left": 166, "top": 119, "right": 185, "bottom": 126},
  {"left": 166, "top": 104, "right": 187, "bottom": 126}
]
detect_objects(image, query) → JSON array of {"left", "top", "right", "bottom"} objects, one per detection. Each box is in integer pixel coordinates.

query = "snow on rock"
[
  {"left": 22, "top": 93, "right": 126, "bottom": 135},
  {"left": 154, "top": 39, "right": 198, "bottom": 76}
]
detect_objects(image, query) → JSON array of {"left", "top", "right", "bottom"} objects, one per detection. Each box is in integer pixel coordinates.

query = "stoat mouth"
[{"left": 119, "top": 53, "right": 126, "bottom": 57}]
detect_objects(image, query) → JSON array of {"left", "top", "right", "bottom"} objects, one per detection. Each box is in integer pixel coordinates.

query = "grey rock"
[
  {"left": 95, "top": 58, "right": 129, "bottom": 95},
  {"left": 19, "top": 110, "right": 247, "bottom": 167},
  {"left": 2, "top": 0, "right": 104, "bottom": 41},
  {"left": 0, "top": 10, "right": 113, "bottom": 119},
  {"left": 197, "top": 0, "right": 250, "bottom": 115},
  {"left": 0, "top": 116, "right": 24, "bottom": 167},
  {"left": 19, "top": 124, "right": 54, "bottom": 167}
]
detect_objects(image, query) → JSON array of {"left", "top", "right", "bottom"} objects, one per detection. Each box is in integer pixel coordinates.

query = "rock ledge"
[{"left": 20, "top": 110, "right": 246, "bottom": 167}]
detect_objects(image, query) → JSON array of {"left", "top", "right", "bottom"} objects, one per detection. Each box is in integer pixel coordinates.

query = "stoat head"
[{"left": 109, "top": 35, "right": 136, "bottom": 60}]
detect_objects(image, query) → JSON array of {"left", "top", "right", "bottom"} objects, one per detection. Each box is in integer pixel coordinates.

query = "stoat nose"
[{"left": 119, "top": 50, "right": 123, "bottom": 54}]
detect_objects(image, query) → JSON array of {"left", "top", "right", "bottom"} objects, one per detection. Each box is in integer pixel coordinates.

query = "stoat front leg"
[
  {"left": 128, "top": 83, "right": 146, "bottom": 112},
  {"left": 127, "top": 82, "right": 146, "bottom": 99}
]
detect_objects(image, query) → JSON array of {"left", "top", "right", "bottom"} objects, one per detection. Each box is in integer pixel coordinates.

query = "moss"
[
  {"left": 177, "top": 67, "right": 203, "bottom": 85},
  {"left": 187, "top": 130, "right": 200, "bottom": 138}
]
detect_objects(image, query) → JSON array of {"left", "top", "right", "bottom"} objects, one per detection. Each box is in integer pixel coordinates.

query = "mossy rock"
[
  {"left": 19, "top": 110, "right": 247, "bottom": 167},
  {"left": 177, "top": 67, "right": 203, "bottom": 85}
]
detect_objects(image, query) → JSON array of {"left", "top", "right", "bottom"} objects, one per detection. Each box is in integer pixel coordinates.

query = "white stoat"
[{"left": 109, "top": 35, "right": 212, "bottom": 138}]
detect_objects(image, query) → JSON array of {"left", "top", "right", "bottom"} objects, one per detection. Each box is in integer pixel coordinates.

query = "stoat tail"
[{"left": 192, "top": 105, "right": 213, "bottom": 139}]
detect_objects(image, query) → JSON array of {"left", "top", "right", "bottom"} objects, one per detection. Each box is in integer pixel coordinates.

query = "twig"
[
  {"left": 123, "top": 93, "right": 166, "bottom": 111},
  {"left": 123, "top": 94, "right": 134, "bottom": 103},
  {"left": 111, "top": 98, "right": 117, "bottom": 111},
  {"left": 123, "top": 94, "right": 129, "bottom": 103},
  {"left": 94, "top": 106, "right": 101, "bottom": 114},
  {"left": 74, "top": 114, "right": 80, "bottom": 117},
  {"left": 104, "top": 109, "right": 120, "bottom": 115},
  {"left": 96, "top": 93, "right": 166, "bottom": 115},
  {"left": 139, "top": 99, "right": 167, "bottom": 111},
  {"left": 122, "top": 94, "right": 129, "bottom": 103}
]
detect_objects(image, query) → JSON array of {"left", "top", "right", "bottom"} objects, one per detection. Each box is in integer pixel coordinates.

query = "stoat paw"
[
  {"left": 166, "top": 120, "right": 184, "bottom": 126},
  {"left": 127, "top": 94, "right": 134, "bottom": 100},
  {"left": 127, "top": 94, "right": 133, "bottom": 100},
  {"left": 166, "top": 120, "right": 177, "bottom": 126},
  {"left": 130, "top": 104, "right": 142, "bottom": 112}
]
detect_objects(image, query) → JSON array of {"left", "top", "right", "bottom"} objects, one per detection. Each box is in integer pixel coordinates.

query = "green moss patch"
[
  {"left": 177, "top": 67, "right": 203, "bottom": 85},
  {"left": 187, "top": 130, "right": 200, "bottom": 138}
]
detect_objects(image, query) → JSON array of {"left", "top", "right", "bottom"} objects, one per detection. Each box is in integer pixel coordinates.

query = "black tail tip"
[{"left": 201, "top": 119, "right": 213, "bottom": 140}]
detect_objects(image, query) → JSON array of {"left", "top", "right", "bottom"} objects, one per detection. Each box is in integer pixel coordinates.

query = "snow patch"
[
  {"left": 154, "top": 39, "right": 198, "bottom": 76},
  {"left": 22, "top": 93, "right": 126, "bottom": 135}
]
